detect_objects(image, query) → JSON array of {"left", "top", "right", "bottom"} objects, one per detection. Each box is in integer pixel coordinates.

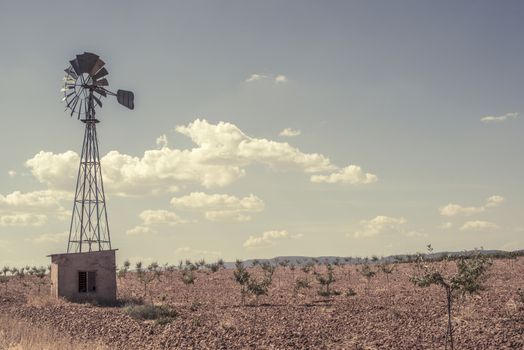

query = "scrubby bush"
[
  {"left": 293, "top": 277, "right": 310, "bottom": 299},
  {"left": 124, "top": 304, "right": 177, "bottom": 324}
]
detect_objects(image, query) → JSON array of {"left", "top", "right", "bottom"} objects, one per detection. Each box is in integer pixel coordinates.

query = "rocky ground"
[{"left": 1, "top": 258, "right": 523, "bottom": 349}]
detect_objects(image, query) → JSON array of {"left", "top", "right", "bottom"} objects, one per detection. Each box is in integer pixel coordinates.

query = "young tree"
[
  {"left": 314, "top": 264, "right": 336, "bottom": 297},
  {"left": 293, "top": 277, "right": 310, "bottom": 300},
  {"left": 118, "top": 259, "right": 131, "bottom": 280},
  {"left": 180, "top": 269, "right": 196, "bottom": 303},
  {"left": 411, "top": 246, "right": 492, "bottom": 350},
  {"left": 360, "top": 264, "right": 376, "bottom": 294},
  {"left": 2, "top": 266, "right": 10, "bottom": 277},
  {"left": 33, "top": 267, "right": 47, "bottom": 293},
  {"left": 379, "top": 262, "right": 395, "bottom": 284},
  {"left": 233, "top": 260, "right": 250, "bottom": 305}
]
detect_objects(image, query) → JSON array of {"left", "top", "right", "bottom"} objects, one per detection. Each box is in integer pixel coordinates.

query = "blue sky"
[{"left": 1, "top": 1, "right": 523, "bottom": 266}]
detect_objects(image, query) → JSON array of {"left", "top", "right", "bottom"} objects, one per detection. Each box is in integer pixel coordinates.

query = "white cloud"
[
  {"left": 353, "top": 216, "right": 407, "bottom": 238},
  {"left": 481, "top": 112, "right": 518, "bottom": 123},
  {"left": 245, "top": 73, "right": 268, "bottom": 82},
  {"left": 23, "top": 119, "right": 375, "bottom": 195},
  {"left": 439, "top": 195, "right": 504, "bottom": 217},
  {"left": 485, "top": 195, "right": 504, "bottom": 208},
  {"left": 156, "top": 134, "right": 168, "bottom": 148},
  {"left": 126, "top": 226, "right": 156, "bottom": 235},
  {"left": 243, "top": 230, "right": 303, "bottom": 248},
  {"left": 279, "top": 128, "right": 301, "bottom": 137},
  {"left": 460, "top": 221, "right": 498, "bottom": 231},
  {"left": 26, "top": 231, "right": 68, "bottom": 244},
  {"left": 174, "top": 247, "right": 222, "bottom": 261},
  {"left": 25, "top": 151, "right": 78, "bottom": 190},
  {"left": 139, "top": 210, "right": 188, "bottom": 226},
  {"left": 171, "top": 192, "right": 264, "bottom": 222},
  {"left": 8, "top": 170, "right": 16, "bottom": 177},
  {"left": 275, "top": 74, "right": 288, "bottom": 83},
  {"left": 0, "top": 190, "right": 70, "bottom": 223},
  {"left": 310, "top": 165, "right": 378, "bottom": 185},
  {"left": 0, "top": 213, "right": 47, "bottom": 227}
]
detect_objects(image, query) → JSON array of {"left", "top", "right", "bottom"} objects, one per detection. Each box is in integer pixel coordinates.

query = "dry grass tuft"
[
  {"left": 25, "top": 293, "right": 68, "bottom": 308},
  {"left": 0, "top": 315, "right": 109, "bottom": 350}
]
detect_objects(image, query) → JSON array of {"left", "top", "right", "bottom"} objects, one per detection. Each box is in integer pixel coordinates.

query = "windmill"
[
  {"left": 49, "top": 52, "right": 134, "bottom": 302},
  {"left": 62, "top": 52, "right": 134, "bottom": 253}
]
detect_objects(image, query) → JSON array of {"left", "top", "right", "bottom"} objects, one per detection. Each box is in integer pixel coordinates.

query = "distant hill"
[{"left": 222, "top": 249, "right": 524, "bottom": 268}]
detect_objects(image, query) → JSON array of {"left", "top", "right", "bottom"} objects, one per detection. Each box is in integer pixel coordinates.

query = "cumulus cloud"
[
  {"left": 460, "top": 220, "right": 498, "bottom": 231},
  {"left": 243, "top": 230, "right": 302, "bottom": 248},
  {"left": 8, "top": 170, "right": 16, "bottom": 177},
  {"left": 0, "top": 213, "right": 47, "bottom": 227},
  {"left": 175, "top": 246, "right": 222, "bottom": 261},
  {"left": 279, "top": 128, "right": 301, "bottom": 137},
  {"left": 171, "top": 192, "right": 264, "bottom": 222},
  {"left": 24, "top": 119, "right": 375, "bottom": 195},
  {"left": 25, "top": 151, "right": 78, "bottom": 190},
  {"left": 480, "top": 112, "right": 518, "bottom": 123},
  {"left": 126, "top": 226, "right": 156, "bottom": 235},
  {"left": 310, "top": 165, "right": 378, "bottom": 185},
  {"left": 352, "top": 216, "right": 407, "bottom": 238},
  {"left": 139, "top": 210, "right": 188, "bottom": 226},
  {"left": 0, "top": 190, "right": 70, "bottom": 225},
  {"left": 439, "top": 195, "right": 504, "bottom": 217}
]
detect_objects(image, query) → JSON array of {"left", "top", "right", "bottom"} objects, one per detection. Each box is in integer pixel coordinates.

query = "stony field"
[{"left": 1, "top": 258, "right": 523, "bottom": 349}]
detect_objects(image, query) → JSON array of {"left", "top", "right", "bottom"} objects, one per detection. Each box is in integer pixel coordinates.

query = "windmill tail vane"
[{"left": 62, "top": 52, "right": 134, "bottom": 253}]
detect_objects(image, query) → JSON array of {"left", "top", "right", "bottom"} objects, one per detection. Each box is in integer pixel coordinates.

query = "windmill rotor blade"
[
  {"left": 117, "top": 89, "right": 135, "bottom": 110},
  {"left": 93, "top": 95, "right": 103, "bottom": 108},
  {"left": 94, "top": 78, "right": 108, "bottom": 86},
  {"left": 92, "top": 67, "right": 108, "bottom": 81},
  {"left": 77, "top": 100, "right": 82, "bottom": 119},
  {"left": 67, "top": 95, "right": 78, "bottom": 109},
  {"left": 90, "top": 58, "right": 105, "bottom": 76},
  {"left": 70, "top": 97, "right": 79, "bottom": 117},
  {"left": 76, "top": 53, "right": 99, "bottom": 74},
  {"left": 94, "top": 87, "right": 107, "bottom": 97},
  {"left": 64, "top": 67, "right": 78, "bottom": 80},
  {"left": 69, "top": 59, "right": 81, "bottom": 75},
  {"left": 65, "top": 91, "right": 76, "bottom": 99}
]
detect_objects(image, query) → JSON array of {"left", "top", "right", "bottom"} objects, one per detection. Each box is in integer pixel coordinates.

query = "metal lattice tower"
[{"left": 62, "top": 52, "right": 134, "bottom": 253}]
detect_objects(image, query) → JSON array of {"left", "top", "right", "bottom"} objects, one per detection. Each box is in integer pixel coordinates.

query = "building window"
[{"left": 78, "top": 271, "right": 96, "bottom": 293}]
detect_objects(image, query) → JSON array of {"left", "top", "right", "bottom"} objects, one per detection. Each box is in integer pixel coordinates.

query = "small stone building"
[{"left": 49, "top": 250, "right": 117, "bottom": 303}]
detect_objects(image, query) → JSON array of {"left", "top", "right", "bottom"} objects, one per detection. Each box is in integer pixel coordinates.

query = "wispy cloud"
[
  {"left": 279, "top": 128, "right": 301, "bottom": 137},
  {"left": 480, "top": 112, "right": 518, "bottom": 123},
  {"left": 26, "top": 231, "right": 68, "bottom": 244},
  {"left": 245, "top": 73, "right": 288, "bottom": 84},
  {"left": 311, "top": 165, "right": 378, "bottom": 185},
  {"left": 439, "top": 195, "right": 504, "bottom": 217},
  {"left": 243, "top": 230, "right": 302, "bottom": 248},
  {"left": 460, "top": 220, "right": 498, "bottom": 231}
]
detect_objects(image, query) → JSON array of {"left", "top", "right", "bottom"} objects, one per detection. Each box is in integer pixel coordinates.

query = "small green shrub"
[{"left": 124, "top": 304, "right": 177, "bottom": 322}]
